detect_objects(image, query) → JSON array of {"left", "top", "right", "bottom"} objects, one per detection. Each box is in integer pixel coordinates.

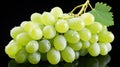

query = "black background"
[{"left": 0, "top": 0, "right": 120, "bottom": 67}]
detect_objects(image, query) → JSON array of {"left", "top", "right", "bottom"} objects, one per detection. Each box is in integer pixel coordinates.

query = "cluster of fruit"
[{"left": 5, "top": 6, "right": 114, "bottom": 65}]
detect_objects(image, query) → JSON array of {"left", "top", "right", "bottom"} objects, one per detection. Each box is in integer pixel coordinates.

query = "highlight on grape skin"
[{"left": 5, "top": 1, "right": 115, "bottom": 65}]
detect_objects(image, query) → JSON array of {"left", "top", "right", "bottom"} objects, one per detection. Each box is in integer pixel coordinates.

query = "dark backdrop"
[{"left": 0, "top": 0, "right": 120, "bottom": 67}]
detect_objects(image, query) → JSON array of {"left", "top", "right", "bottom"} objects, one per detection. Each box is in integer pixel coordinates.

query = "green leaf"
[{"left": 90, "top": 2, "right": 114, "bottom": 26}]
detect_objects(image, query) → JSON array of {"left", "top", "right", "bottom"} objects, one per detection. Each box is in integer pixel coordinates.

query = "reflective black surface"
[
  {"left": 8, "top": 55, "right": 111, "bottom": 67},
  {"left": 0, "top": 0, "right": 120, "bottom": 67}
]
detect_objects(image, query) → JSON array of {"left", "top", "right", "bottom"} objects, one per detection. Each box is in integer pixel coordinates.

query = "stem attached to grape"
[{"left": 70, "top": 0, "right": 93, "bottom": 16}]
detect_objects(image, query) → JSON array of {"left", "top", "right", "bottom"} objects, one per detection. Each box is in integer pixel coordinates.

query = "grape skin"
[
  {"left": 39, "top": 39, "right": 51, "bottom": 53},
  {"left": 61, "top": 46, "right": 75, "bottom": 63},
  {"left": 43, "top": 25, "right": 56, "bottom": 39},
  {"left": 88, "top": 43, "right": 100, "bottom": 56},
  {"left": 53, "top": 35, "right": 67, "bottom": 51},
  {"left": 80, "top": 13, "right": 95, "bottom": 25},
  {"left": 25, "top": 40, "right": 39, "bottom": 53},
  {"left": 55, "top": 19, "right": 69, "bottom": 33},
  {"left": 47, "top": 48, "right": 61, "bottom": 64},
  {"left": 64, "top": 30, "right": 80, "bottom": 44}
]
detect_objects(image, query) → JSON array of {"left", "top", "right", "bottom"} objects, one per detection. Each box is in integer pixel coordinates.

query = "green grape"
[
  {"left": 55, "top": 19, "right": 69, "bottom": 33},
  {"left": 20, "top": 21, "right": 39, "bottom": 32},
  {"left": 88, "top": 43, "right": 100, "bottom": 56},
  {"left": 105, "top": 43, "right": 112, "bottom": 52},
  {"left": 5, "top": 40, "right": 21, "bottom": 58},
  {"left": 43, "top": 25, "right": 56, "bottom": 39},
  {"left": 79, "top": 49, "right": 88, "bottom": 56},
  {"left": 61, "top": 13, "right": 73, "bottom": 19},
  {"left": 28, "top": 28, "right": 43, "bottom": 40},
  {"left": 99, "top": 43, "right": 108, "bottom": 55},
  {"left": 75, "top": 51, "right": 80, "bottom": 60},
  {"left": 86, "top": 22, "right": 102, "bottom": 34},
  {"left": 41, "top": 12, "right": 56, "bottom": 25},
  {"left": 50, "top": 7, "right": 63, "bottom": 19},
  {"left": 64, "top": 30, "right": 80, "bottom": 43},
  {"left": 15, "top": 48, "right": 27, "bottom": 63},
  {"left": 47, "top": 48, "right": 60, "bottom": 65},
  {"left": 39, "top": 39, "right": 51, "bottom": 53},
  {"left": 82, "top": 41, "right": 90, "bottom": 49},
  {"left": 38, "top": 24, "right": 45, "bottom": 30},
  {"left": 68, "top": 17, "right": 85, "bottom": 31},
  {"left": 101, "top": 25, "right": 108, "bottom": 32},
  {"left": 16, "top": 32, "right": 32, "bottom": 46},
  {"left": 28, "top": 52, "right": 41, "bottom": 64},
  {"left": 25, "top": 40, "right": 39, "bottom": 53},
  {"left": 30, "top": 12, "right": 42, "bottom": 24},
  {"left": 53, "top": 35, "right": 67, "bottom": 51},
  {"left": 89, "top": 34, "right": 98, "bottom": 43},
  {"left": 78, "top": 28, "right": 91, "bottom": 41},
  {"left": 69, "top": 41, "right": 82, "bottom": 51},
  {"left": 10, "top": 26, "right": 24, "bottom": 39},
  {"left": 98, "top": 31, "right": 114, "bottom": 43},
  {"left": 61, "top": 46, "right": 75, "bottom": 63},
  {"left": 80, "top": 12, "right": 95, "bottom": 25}
]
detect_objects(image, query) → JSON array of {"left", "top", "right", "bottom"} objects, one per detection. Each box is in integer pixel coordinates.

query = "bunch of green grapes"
[{"left": 5, "top": 6, "right": 114, "bottom": 65}]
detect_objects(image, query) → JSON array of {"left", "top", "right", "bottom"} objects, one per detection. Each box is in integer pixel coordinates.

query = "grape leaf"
[{"left": 90, "top": 2, "right": 114, "bottom": 26}]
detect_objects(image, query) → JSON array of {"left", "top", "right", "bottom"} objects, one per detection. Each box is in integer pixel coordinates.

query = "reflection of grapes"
[{"left": 8, "top": 54, "right": 111, "bottom": 67}]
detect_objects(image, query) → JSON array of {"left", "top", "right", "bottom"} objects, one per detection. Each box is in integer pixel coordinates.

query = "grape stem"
[{"left": 70, "top": 0, "right": 93, "bottom": 16}]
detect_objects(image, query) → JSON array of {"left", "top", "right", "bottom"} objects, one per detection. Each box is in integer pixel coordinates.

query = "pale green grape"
[
  {"left": 41, "top": 12, "right": 56, "bottom": 25},
  {"left": 99, "top": 43, "right": 108, "bottom": 55},
  {"left": 10, "top": 26, "right": 24, "bottom": 39},
  {"left": 86, "top": 22, "right": 102, "bottom": 34},
  {"left": 15, "top": 48, "right": 27, "bottom": 63},
  {"left": 61, "top": 46, "right": 75, "bottom": 63},
  {"left": 20, "top": 21, "right": 39, "bottom": 32},
  {"left": 39, "top": 39, "right": 51, "bottom": 53},
  {"left": 64, "top": 30, "right": 80, "bottom": 43},
  {"left": 25, "top": 40, "right": 39, "bottom": 53},
  {"left": 75, "top": 51, "right": 80, "bottom": 60},
  {"left": 98, "top": 31, "right": 114, "bottom": 43},
  {"left": 69, "top": 41, "right": 82, "bottom": 51},
  {"left": 55, "top": 19, "right": 69, "bottom": 33},
  {"left": 79, "top": 49, "right": 88, "bottom": 56},
  {"left": 101, "top": 25, "right": 108, "bottom": 32},
  {"left": 5, "top": 40, "right": 21, "bottom": 58},
  {"left": 47, "top": 48, "right": 60, "bottom": 64},
  {"left": 88, "top": 43, "right": 100, "bottom": 56},
  {"left": 53, "top": 35, "right": 67, "bottom": 51},
  {"left": 80, "top": 13, "right": 95, "bottom": 25},
  {"left": 89, "top": 34, "right": 98, "bottom": 43},
  {"left": 28, "top": 52, "right": 41, "bottom": 64},
  {"left": 61, "top": 13, "right": 73, "bottom": 19},
  {"left": 43, "top": 25, "right": 56, "bottom": 39},
  {"left": 50, "top": 7, "right": 63, "bottom": 18},
  {"left": 68, "top": 17, "right": 85, "bottom": 31},
  {"left": 78, "top": 28, "right": 91, "bottom": 41},
  {"left": 30, "top": 12, "right": 42, "bottom": 24},
  {"left": 82, "top": 41, "right": 90, "bottom": 49},
  {"left": 28, "top": 28, "right": 42, "bottom": 40},
  {"left": 16, "top": 32, "right": 32, "bottom": 46},
  {"left": 105, "top": 43, "right": 112, "bottom": 52}
]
